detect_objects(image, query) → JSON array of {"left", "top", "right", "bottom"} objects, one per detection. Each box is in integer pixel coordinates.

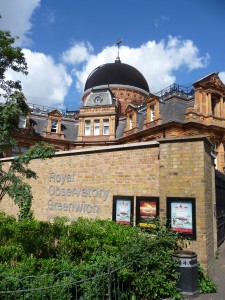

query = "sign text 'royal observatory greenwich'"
[{"left": 47, "top": 172, "right": 110, "bottom": 214}]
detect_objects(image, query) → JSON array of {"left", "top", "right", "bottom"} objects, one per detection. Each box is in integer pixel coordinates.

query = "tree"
[{"left": 0, "top": 28, "right": 55, "bottom": 220}]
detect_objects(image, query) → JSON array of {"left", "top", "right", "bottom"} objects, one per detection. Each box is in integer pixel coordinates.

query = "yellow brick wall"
[
  {"left": 0, "top": 137, "right": 216, "bottom": 275},
  {"left": 159, "top": 137, "right": 216, "bottom": 275},
  {"left": 0, "top": 142, "right": 160, "bottom": 224}
]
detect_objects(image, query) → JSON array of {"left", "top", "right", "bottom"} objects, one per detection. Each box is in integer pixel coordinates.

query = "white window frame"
[
  {"left": 84, "top": 120, "right": 91, "bottom": 136},
  {"left": 129, "top": 116, "right": 133, "bottom": 129},
  {"left": 51, "top": 119, "right": 58, "bottom": 133},
  {"left": 103, "top": 119, "right": 109, "bottom": 135},
  {"left": 94, "top": 120, "right": 100, "bottom": 136},
  {"left": 150, "top": 105, "right": 155, "bottom": 121}
]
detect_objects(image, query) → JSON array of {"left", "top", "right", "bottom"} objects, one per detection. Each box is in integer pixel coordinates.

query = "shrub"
[{"left": 0, "top": 213, "right": 215, "bottom": 299}]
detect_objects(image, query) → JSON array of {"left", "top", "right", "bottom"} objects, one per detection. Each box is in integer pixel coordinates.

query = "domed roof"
[{"left": 84, "top": 62, "right": 150, "bottom": 93}]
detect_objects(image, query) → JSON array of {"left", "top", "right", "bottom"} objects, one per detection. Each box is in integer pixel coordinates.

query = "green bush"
[
  {"left": 0, "top": 212, "right": 216, "bottom": 299},
  {"left": 198, "top": 264, "right": 217, "bottom": 294}
]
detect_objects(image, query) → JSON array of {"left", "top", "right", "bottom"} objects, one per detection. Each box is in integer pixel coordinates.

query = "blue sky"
[{"left": 1, "top": 0, "right": 225, "bottom": 111}]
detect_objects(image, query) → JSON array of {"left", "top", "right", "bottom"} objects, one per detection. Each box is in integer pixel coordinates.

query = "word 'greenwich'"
[{"left": 48, "top": 199, "right": 100, "bottom": 214}]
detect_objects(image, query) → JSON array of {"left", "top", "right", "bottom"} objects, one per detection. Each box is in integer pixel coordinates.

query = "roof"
[{"left": 84, "top": 62, "right": 150, "bottom": 93}]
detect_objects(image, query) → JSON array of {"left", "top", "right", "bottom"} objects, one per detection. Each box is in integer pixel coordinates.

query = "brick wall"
[
  {"left": 159, "top": 136, "right": 216, "bottom": 275},
  {"left": 0, "top": 137, "right": 217, "bottom": 275},
  {"left": 0, "top": 142, "right": 160, "bottom": 224}
]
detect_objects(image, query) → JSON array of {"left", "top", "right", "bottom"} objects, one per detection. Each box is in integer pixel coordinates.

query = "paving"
[{"left": 183, "top": 242, "right": 225, "bottom": 300}]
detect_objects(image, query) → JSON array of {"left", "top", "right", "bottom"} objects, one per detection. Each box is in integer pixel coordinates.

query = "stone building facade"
[{"left": 7, "top": 64, "right": 225, "bottom": 172}]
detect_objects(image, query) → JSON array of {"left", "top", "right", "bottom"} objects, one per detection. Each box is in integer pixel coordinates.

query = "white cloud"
[
  {"left": 6, "top": 49, "right": 72, "bottom": 107},
  {"left": 0, "top": 0, "right": 41, "bottom": 46},
  {"left": 62, "top": 41, "right": 94, "bottom": 65},
  {"left": 219, "top": 72, "right": 225, "bottom": 84},
  {"left": 69, "top": 36, "right": 209, "bottom": 93}
]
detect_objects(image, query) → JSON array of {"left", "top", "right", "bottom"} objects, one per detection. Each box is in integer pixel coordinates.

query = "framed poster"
[
  {"left": 136, "top": 197, "right": 159, "bottom": 228},
  {"left": 113, "top": 196, "right": 134, "bottom": 225},
  {"left": 167, "top": 197, "right": 196, "bottom": 239}
]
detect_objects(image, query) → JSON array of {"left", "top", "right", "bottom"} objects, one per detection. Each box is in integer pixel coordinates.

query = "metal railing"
[
  {"left": 156, "top": 83, "right": 194, "bottom": 101},
  {"left": 28, "top": 103, "right": 80, "bottom": 119},
  {"left": 0, "top": 261, "right": 133, "bottom": 299}
]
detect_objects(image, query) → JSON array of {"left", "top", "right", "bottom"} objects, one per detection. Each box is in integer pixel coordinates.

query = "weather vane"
[{"left": 115, "top": 38, "right": 123, "bottom": 63}]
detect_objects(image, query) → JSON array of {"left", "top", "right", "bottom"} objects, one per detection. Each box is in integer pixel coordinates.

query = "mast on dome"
[{"left": 115, "top": 38, "right": 122, "bottom": 63}]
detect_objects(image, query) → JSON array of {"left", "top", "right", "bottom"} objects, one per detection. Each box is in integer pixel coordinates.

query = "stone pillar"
[
  {"left": 217, "top": 142, "right": 224, "bottom": 172},
  {"left": 220, "top": 97, "right": 224, "bottom": 118},
  {"left": 203, "top": 92, "right": 208, "bottom": 115},
  {"left": 195, "top": 89, "right": 201, "bottom": 110},
  {"left": 100, "top": 118, "right": 103, "bottom": 136},
  {"left": 77, "top": 118, "right": 84, "bottom": 141},
  {"left": 200, "top": 91, "right": 203, "bottom": 113},
  {"left": 146, "top": 105, "right": 150, "bottom": 123},
  {"left": 208, "top": 93, "right": 212, "bottom": 115},
  {"left": 109, "top": 116, "right": 115, "bottom": 140}
]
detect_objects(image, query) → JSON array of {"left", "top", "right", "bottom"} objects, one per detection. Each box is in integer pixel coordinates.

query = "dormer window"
[
  {"left": 19, "top": 115, "right": 27, "bottom": 128},
  {"left": 211, "top": 95, "right": 220, "bottom": 117},
  {"left": 129, "top": 116, "right": 133, "bottom": 129},
  {"left": 51, "top": 120, "right": 58, "bottom": 133},
  {"left": 150, "top": 105, "right": 155, "bottom": 121}
]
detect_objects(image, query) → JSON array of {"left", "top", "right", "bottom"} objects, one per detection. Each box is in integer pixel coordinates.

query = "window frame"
[
  {"left": 103, "top": 119, "right": 109, "bottom": 135},
  {"left": 84, "top": 120, "right": 91, "bottom": 136},
  {"left": 51, "top": 119, "right": 58, "bottom": 133},
  {"left": 94, "top": 120, "right": 100, "bottom": 136},
  {"left": 150, "top": 105, "right": 155, "bottom": 121}
]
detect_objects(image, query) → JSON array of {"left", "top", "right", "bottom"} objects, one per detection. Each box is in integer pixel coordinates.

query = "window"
[
  {"left": 12, "top": 145, "right": 28, "bottom": 157},
  {"left": 212, "top": 99, "right": 217, "bottom": 116},
  {"left": 211, "top": 95, "right": 220, "bottom": 117},
  {"left": 150, "top": 105, "right": 155, "bottom": 121},
  {"left": 129, "top": 116, "right": 133, "bottom": 129},
  {"left": 212, "top": 142, "right": 218, "bottom": 169},
  {"left": 51, "top": 119, "right": 58, "bottom": 133},
  {"left": 19, "top": 115, "right": 26, "bottom": 128},
  {"left": 103, "top": 119, "right": 109, "bottom": 135},
  {"left": 94, "top": 120, "right": 100, "bottom": 135},
  {"left": 85, "top": 120, "right": 91, "bottom": 136}
]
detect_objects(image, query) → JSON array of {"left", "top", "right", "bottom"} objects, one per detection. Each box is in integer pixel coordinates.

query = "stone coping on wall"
[{"left": 158, "top": 134, "right": 213, "bottom": 146}]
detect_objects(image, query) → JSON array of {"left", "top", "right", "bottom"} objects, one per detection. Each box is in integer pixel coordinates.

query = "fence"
[
  {"left": 215, "top": 170, "right": 225, "bottom": 247},
  {"left": 0, "top": 261, "right": 133, "bottom": 300}
]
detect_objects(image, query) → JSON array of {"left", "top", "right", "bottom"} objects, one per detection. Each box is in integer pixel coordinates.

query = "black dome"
[{"left": 84, "top": 62, "right": 150, "bottom": 92}]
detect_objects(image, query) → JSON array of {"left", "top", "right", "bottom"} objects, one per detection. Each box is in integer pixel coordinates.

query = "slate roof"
[
  {"left": 30, "top": 114, "right": 78, "bottom": 141},
  {"left": 30, "top": 116, "right": 47, "bottom": 136},
  {"left": 62, "top": 120, "right": 78, "bottom": 141},
  {"left": 116, "top": 118, "right": 126, "bottom": 139},
  {"left": 160, "top": 97, "right": 194, "bottom": 124}
]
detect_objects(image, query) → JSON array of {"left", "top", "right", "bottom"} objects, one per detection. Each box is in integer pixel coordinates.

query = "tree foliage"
[{"left": 0, "top": 28, "right": 55, "bottom": 219}]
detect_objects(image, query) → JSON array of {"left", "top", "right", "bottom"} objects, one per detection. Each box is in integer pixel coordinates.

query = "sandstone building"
[{"left": 6, "top": 57, "right": 225, "bottom": 173}]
